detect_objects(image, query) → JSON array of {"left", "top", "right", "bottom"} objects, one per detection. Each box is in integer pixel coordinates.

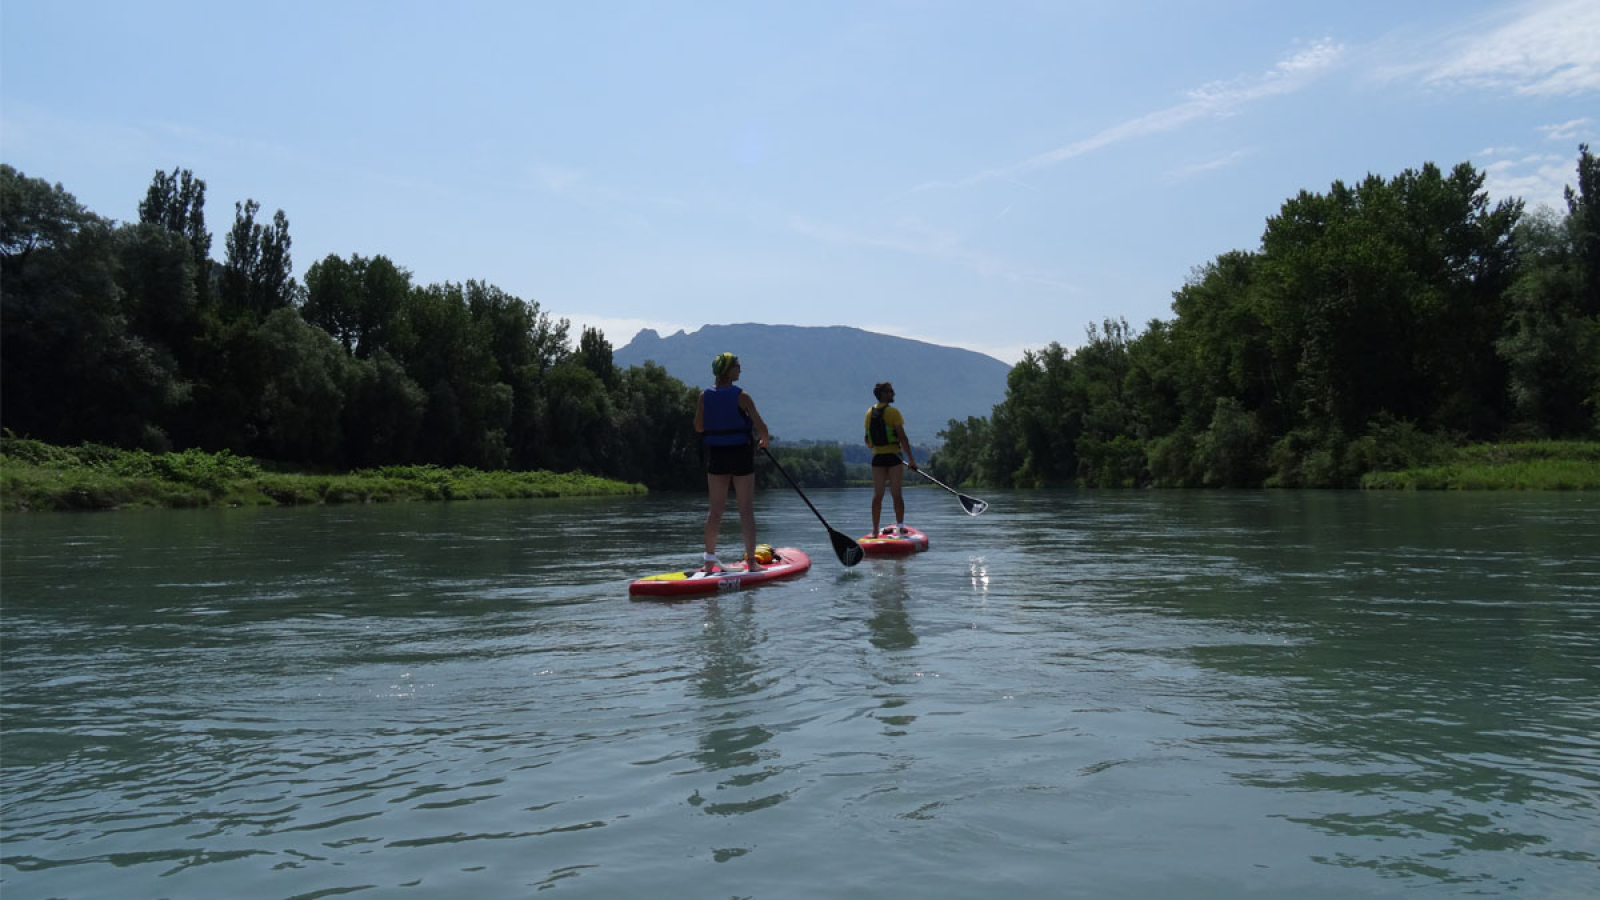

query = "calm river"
[{"left": 2, "top": 489, "right": 1597, "bottom": 899}]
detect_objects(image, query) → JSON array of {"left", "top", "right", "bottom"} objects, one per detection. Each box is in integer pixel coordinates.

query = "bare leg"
[
  {"left": 889, "top": 465, "right": 906, "bottom": 526},
  {"left": 732, "top": 472, "right": 758, "bottom": 570},
  {"left": 871, "top": 466, "right": 889, "bottom": 534},
  {"left": 704, "top": 472, "right": 731, "bottom": 570}
]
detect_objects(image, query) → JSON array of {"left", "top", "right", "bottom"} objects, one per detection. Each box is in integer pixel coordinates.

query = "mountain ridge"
[{"left": 613, "top": 323, "right": 1012, "bottom": 445}]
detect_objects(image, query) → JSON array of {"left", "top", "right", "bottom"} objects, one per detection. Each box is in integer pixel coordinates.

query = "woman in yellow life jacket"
[{"left": 864, "top": 381, "right": 918, "bottom": 536}]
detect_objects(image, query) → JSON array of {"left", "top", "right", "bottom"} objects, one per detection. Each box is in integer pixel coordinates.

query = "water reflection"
[
  {"left": 688, "top": 597, "right": 765, "bottom": 702},
  {"left": 861, "top": 570, "right": 920, "bottom": 739},
  {"left": 866, "top": 568, "right": 916, "bottom": 651},
  {"left": 685, "top": 597, "right": 788, "bottom": 820},
  {"left": 967, "top": 556, "right": 989, "bottom": 595}
]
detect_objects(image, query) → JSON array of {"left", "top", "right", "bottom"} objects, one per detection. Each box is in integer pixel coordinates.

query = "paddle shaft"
[
  {"left": 915, "top": 467, "right": 960, "bottom": 495},
  {"left": 914, "top": 466, "right": 988, "bottom": 515},
  {"left": 761, "top": 448, "right": 864, "bottom": 566},
  {"left": 764, "top": 447, "right": 828, "bottom": 523}
]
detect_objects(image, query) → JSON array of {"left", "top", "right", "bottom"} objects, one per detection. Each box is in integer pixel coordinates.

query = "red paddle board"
[
  {"left": 629, "top": 548, "right": 812, "bottom": 597},
  {"left": 857, "top": 525, "right": 929, "bottom": 555}
]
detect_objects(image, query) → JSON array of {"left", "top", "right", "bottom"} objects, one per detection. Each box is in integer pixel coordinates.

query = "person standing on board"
[
  {"left": 865, "top": 381, "right": 918, "bottom": 536},
  {"left": 695, "top": 352, "right": 771, "bottom": 573}
]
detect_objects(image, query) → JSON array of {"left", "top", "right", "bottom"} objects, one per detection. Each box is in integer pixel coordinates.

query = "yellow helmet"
[{"left": 754, "top": 544, "right": 775, "bottom": 564}]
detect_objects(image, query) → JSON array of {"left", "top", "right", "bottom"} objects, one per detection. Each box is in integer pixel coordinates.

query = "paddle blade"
[
  {"left": 960, "top": 494, "right": 988, "bottom": 516},
  {"left": 830, "top": 528, "right": 865, "bottom": 567}
]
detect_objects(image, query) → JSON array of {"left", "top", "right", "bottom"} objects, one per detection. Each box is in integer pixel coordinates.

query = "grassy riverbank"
[
  {"left": 0, "top": 436, "right": 645, "bottom": 512},
  {"left": 1361, "top": 441, "right": 1600, "bottom": 490}
]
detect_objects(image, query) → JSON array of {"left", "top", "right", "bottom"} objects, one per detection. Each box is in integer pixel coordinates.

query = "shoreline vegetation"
[
  {"left": 1358, "top": 441, "right": 1600, "bottom": 491},
  {"left": 7, "top": 155, "right": 1598, "bottom": 494},
  {"left": 0, "top": 436, "right": 643, "bottom": 512},
  {"left": 4, "top": 436, "right": 1595, "bottom": 513}
]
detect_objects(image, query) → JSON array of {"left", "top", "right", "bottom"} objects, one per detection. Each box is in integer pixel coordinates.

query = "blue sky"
[{"left": 3, "top": 0, "right": 1596, "bottom": 364}]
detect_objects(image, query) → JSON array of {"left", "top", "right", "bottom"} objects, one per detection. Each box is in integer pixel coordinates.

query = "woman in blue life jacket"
[
  {"left": 694, "top": 352, "right": 771, "bottom": 573},
  {"left": 864, "top": 381, "right": 918, "bottom": 536}
]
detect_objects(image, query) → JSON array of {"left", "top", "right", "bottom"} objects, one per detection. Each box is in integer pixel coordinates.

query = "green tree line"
[
  {"left": 2, "top": 164, "right": 713, "bottom": 490},
  {"left": 932, "top": 149, "right": 1600, "bottom": 488},
  {"left": 7, "top": 153, "right": 1595, "bottom": 496}
]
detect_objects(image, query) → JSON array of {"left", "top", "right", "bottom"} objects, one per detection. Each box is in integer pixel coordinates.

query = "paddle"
[
  {"left": 915, "top": 467, "right": 989, "bottom": 516},
  {"left": 761, "top": 447, "right": 864, "bottom": 567}
]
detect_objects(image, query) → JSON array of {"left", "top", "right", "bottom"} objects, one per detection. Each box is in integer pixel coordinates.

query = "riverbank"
[
  {"left": 1360, "top": 441, "right": 1600, "bottom": 490},
  {"left": 5, "top": 436, "right": 1596, "bottom": 511},
  {"left": 0, "top": 437, "right": 644, "bottom": 512}
]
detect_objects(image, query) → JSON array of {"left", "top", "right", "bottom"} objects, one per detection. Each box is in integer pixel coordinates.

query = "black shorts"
[
  {"left": 707, "top": 443, "right": 755, "bottom": 476},
  {"left": 871, "top": 453, "right": 904, "bottom": 468}
]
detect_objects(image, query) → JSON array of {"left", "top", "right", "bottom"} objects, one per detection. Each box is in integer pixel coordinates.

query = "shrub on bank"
[
  {"left": 1361, "top": 441, "right": 1600, "bottom": 490},
  {"left": 0, "top": 434, "right": 645, "bottom": 511}
]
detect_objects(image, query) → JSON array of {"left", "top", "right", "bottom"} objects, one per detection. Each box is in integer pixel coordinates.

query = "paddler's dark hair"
[{"left": 873, "top": 382, "right": 894, "bottom": 401}]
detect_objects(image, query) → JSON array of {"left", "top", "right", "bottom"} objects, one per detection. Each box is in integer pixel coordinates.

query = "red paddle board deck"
[
  {"left": 857, "top": 526, "right": 929, "bottom": 555},
  {"left": 629, "top": 548, "right": 812, "bottom": 597}
]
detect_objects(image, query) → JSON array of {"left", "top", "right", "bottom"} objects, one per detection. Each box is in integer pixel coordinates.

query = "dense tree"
[
  {"left": 341, "top": 351, "right": 426, "bottom": 467},
  {"left": 541, "top": 362, "right": 613, "bottom": 473},
  {"left": 302, "top": 253, "right": 413, "bottom": 358},
  {"left": 138, "top": 167, "right": 212, "bottom": 303},
  {"left": 458, "top": 280, "right": 570, "bottom": 469},
  {"left": 610, "top": 361, "right": 701, "bottom": 489},
  {"left": 929, "top": 416, "right": 989, "bottom": 487},
  {"left": 1, "top": 164, "right": 97, "bottom": 278},
  {"left": 757, "top": 444, "right": 846, "bottom": 490},
  {"left": 252, "top": 309, "right": 351, "bottom": 463},
  {"left": 301, "top": 254, "right": 361, "bottom": 353},
  {"left": 576, "top": 326, "right": 618, "bottom": 388},
  {"left": 999, "top": 342, "right": 1077, "bottom": 486},
  {"left": 1569, "top": 144, "right": 1600, "bottom": 318},
  {"left": 1, "top": 166, "right": 186, "bottom": 449},
  {"left": 219, "top": 199, "right": 295, "bottom": 317},
  {"left": 395, "top": 283, "right": 501, "bottom": 465},
  {"left": 1257, "top": 163, "right": 1521, "bottom": 441},
  {"left": 1168, "top": 251, "right": 1282, "bottom": 432},
  {"left": 1195, "top": 397, "right": 1266, "bottom": 487},
  {"left": 116, "top": 223, "right": 200, "bottom": 360},
  {"left": 1496, "top": 208, "right": 1599, "bottom": 437}
]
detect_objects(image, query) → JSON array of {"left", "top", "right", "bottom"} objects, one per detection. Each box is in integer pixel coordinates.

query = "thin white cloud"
[
  {"left": 1483, "top": 116, "right": 1597, "bottom": 211},
  {"left": 1166, "top": 148, "right": 1258, "bottom": 182},
  {"left": 1417, "top": 0, "right": 1600, "bottom": 96},
  {"left": 1541, "top": 117, "right": 1595, "bottom": 141},
  {"left": 914, "top": 38, "right": 1343, "bottom": 192},
  {"left": 1483, "top": 153, "right": 1577, "bottom": 212}
]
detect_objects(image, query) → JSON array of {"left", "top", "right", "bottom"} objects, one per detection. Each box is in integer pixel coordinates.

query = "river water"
[{"left": 2, "top": 489, "right": 1597, "bottom": 899}]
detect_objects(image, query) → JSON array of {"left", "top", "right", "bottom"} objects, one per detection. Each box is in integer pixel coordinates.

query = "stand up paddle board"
[
  {"left": 629, "top": 548, "right": 812, "bottom": 598},
  {"left": 857, "top": 525, "right": 929, "bottom": 555}
]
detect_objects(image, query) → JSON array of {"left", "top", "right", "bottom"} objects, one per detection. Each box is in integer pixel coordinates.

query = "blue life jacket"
[{"left": 702, "top": 386, "right": 752, "bottom": 446}]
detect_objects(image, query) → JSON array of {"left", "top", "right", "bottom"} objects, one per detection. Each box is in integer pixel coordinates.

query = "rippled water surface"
[{"left": 3, "top": 490, "right": 1598, "bottom": 898}]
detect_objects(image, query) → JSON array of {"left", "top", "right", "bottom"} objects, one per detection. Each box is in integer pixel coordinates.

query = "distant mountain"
[{"left": 613, "top": 324, "right": 1012, "bottom": 445}]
